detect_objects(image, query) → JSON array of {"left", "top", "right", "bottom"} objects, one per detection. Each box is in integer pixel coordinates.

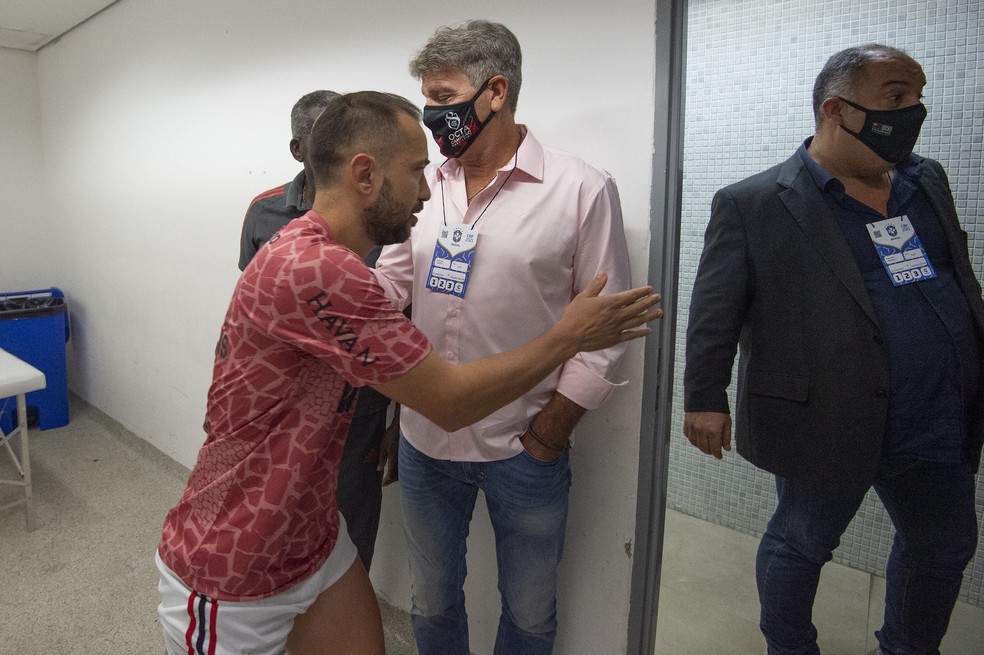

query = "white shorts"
[{"left": 156, "top": 514, "right": 358, "bottom": 655}]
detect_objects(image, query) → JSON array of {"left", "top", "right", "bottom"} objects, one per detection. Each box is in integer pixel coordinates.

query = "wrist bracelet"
[{"left": 526, "top": 426, "right": 567, "bottom": 452}]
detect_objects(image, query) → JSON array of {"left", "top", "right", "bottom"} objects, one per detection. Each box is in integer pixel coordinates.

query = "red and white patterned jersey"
[{"left": 159, "top": 211, "right": 431, "bottom": 601}]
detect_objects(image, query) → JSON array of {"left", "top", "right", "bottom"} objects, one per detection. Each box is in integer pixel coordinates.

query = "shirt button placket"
[{"left": 445, "top": 298, "right": 462, "bottom": 364}]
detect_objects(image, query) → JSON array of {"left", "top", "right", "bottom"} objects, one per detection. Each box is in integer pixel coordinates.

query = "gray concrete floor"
[
  {"left": 3, "top": 395, "right": 980, "bottom": 654},
  {"left": 0, "top": 395, "right": 415, "bottom": 654}
]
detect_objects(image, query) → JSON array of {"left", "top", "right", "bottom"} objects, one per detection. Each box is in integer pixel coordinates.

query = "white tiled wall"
[{"left": 670, "top": 0, "right": 984, "bottom": 606}]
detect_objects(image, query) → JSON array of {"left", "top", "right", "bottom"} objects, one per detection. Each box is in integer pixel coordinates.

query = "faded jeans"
[{"left": 399, "top": 436, "right": 571, "bottom": 655}]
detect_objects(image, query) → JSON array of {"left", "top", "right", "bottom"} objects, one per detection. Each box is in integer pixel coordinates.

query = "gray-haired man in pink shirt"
[{"left": 374, "top": 20, "right": 633, "bottom": 655}]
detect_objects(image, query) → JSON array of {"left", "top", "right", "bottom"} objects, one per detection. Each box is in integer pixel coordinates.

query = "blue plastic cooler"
[{"left": 0, "top": 288, "right": 70, "bottom": 432}]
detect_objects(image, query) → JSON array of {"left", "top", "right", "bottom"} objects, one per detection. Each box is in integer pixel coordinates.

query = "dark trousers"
[
  {"left": 757, "top": 457, "right": 977, "bottom": 655},
  {"left": 336, "top": 409, "right": 387, "bottom": 571}
]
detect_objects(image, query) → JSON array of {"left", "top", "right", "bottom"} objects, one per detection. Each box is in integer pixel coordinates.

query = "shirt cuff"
[
  {"left": 370, "top": 268, "right": 408, "bottom": 311},
  {"left": 556, "top": 358, "right": 627, "bottom": 411}
]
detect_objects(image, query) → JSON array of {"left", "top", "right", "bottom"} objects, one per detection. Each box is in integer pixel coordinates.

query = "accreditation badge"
[
  {"left": 425, "top": 224, "right": 479, "bottom": 298},
  {"left": 865, "top": 215, "right": 937, "bottom": 287}
]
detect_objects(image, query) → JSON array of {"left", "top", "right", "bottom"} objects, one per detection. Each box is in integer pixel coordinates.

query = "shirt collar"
[
  {"left": 798, "top": 136, "right": 926, "bottom": 199},
  {"left": 285, "top": 170, "right": 311, "bottom": 212},
  {"left": 300, "top": 209, "right": 335, "bottom": 241},
  {"left": 798, "top": 137, "right": 844, "bottom": 198},
  {"left": 893, "top": 150, "right": 925, "bottom": 182},
  {"left": 434, "top": 125, "right": 544, "bottom": 183}
]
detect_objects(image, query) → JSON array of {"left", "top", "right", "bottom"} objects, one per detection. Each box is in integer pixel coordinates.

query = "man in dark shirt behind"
[
  {"left": 683, "top": 44, "right": 984, "bottom": 655},
  {"left": 239, "top": 90, "right": 398, "bottom": 570}
]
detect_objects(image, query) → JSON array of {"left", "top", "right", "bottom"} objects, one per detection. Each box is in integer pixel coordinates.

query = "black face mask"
[
  {"left": 422, "top": 79, "right": 495, "bottom": 159},
  {"left": 838, "top": 97, "right": 927, "bottom": 163}
]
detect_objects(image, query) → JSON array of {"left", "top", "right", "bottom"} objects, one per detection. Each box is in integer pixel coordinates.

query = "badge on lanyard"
[
  {"left": 865, "top": 215, "right": 937, "bottom": 287},
  {"left": 426, "top": 224, "right": 479, "bottom": 298}
]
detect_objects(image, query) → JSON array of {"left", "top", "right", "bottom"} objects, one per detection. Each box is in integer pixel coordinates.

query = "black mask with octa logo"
[{"left": 423, "top": 79, "right": 496, "bottom": 159}]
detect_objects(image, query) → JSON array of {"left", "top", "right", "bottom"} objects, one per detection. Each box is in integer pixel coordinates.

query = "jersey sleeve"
[{"left": 246, "top": 240, "right": 431, "bottom": 388}]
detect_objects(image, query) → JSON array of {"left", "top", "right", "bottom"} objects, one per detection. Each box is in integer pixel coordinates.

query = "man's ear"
[
  {"left": 820, "top": 96, "right": 846, "bottom": 126},
  {"left": 349, "top": 153, "right": 377, "bottom": 196},
  {"left": 289, "top": 137, "right": 304, "bottom": 163},
  {"left": 487, "top": 75, "right": 510, "bottom": 114}
]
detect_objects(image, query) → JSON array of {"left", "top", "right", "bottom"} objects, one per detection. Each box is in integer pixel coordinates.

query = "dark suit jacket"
[{"left": 684, "top": 151, "right": 984, "bottom": 484}]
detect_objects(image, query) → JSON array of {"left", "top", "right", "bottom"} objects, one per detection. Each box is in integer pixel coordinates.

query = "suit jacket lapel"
[{"left": 775, "top": 154, "right": 881, "bottom": 326}]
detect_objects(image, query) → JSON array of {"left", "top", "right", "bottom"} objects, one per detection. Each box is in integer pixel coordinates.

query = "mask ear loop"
[
  {"left": 835, "top": 97, "right": 868, "bottom": 138},
  {"left": 837, "top": 96, "right": 867, "bottom": 112},
  {"left": 473, "top": 77, "right": 497, "bottom": 128}
]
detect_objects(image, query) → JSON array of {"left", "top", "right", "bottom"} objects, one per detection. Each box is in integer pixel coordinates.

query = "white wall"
[
  {"left": 29, "top": 1, "right": 657, "bottom": 652},
  {"left": 0, "top": 48, "right": 44, "bottom": 291}
]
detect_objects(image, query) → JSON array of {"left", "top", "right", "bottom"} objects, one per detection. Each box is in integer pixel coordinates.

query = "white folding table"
[{"left": 0, "top": 347, "right": 46, "bottom": 531}]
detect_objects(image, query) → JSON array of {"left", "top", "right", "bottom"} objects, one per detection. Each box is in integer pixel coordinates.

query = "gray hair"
[
  {"left": 410, "top": 19, "right": 523, "bottom": 114},
  {"left": 290, "top": 90, "right": 341, "bottom": 138},
  {"left": 308, "top": 91, "right": 422, "bottom": 188},
  {"left": 812, "top": 44, "right": 919, "bottom": 125}
]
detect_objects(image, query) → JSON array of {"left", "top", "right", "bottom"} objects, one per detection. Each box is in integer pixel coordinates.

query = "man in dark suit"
[{"left": 684, "top": 44, "right": 984, "bottom": 655}]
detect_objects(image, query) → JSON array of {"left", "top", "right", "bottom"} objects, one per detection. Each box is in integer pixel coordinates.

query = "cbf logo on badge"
[
  {"left": 426, "top": 224, "right": 479, "bottom": 298},
  {"left": 865, "top": 215, "right": 937, "bottom": 287}
]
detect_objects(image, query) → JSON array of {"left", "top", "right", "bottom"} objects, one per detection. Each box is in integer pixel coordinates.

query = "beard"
[{"left": 363, "top": 178, "right": 417, "bottom": 246}]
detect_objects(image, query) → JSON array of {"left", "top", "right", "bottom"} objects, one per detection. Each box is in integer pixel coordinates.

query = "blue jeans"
[
  {"left": 757, "top": 457, "right": 977, "bottom": 655},
  {"left": 399, "top": 436, "right": 571, "bottom": 655}
]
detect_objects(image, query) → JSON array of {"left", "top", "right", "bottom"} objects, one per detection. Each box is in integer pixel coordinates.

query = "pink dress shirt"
[{"left": 374, "top": 128, "right": 631, "bottom": 461}]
